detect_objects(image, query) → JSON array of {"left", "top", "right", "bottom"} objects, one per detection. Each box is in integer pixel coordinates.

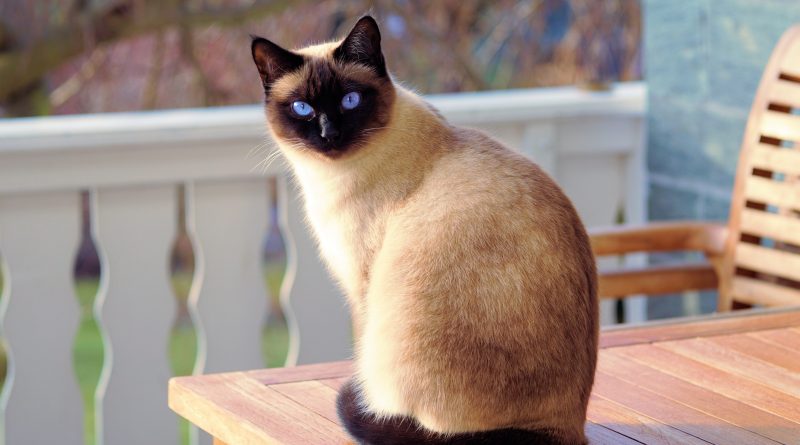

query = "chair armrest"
[
  {"left": 598, "top": 263, "right": 718, "bottom": 298},
  {"left": 589, "top": 221, "right": 728, "bottom": 258}
]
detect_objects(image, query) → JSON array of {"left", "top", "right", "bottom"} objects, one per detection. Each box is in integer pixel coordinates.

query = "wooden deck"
[{"left": 169, "top": 308, "right": 800, "bottom": 444}]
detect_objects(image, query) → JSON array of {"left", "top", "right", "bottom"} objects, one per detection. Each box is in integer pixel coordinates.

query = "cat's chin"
[
  {"left": 281, "top": 138, "right": 369, "bottom": 161},
  {"left": 301, "top": 144, "right": 354, "bottom": 160}
]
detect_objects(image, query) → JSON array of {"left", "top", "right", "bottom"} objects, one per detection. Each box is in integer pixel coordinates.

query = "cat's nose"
[{"left": 319, "top": 114, "right": 340, "bottom": 141}]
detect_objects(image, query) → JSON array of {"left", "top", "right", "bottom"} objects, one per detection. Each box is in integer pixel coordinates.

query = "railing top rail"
[
  {"left": 0, "top": 83, "right": 645, "bottom": 194},
  {"left": 0, "top": 83, "right": 645, "bottom": 153}
]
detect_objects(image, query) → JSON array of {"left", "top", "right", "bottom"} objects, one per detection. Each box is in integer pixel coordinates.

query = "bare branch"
[
  {"left": 141, "top": 31, "right": 165, "bottom": 109},
  {"left": 179, "top": 24, "right": 221, "bottom": 106},
  {"left": 381, "top": 0, "right": 490, "bottom": 91},
  {"left": 0, "top": 18, "right": 12, "bottom": 50},
  {"left": 50, "top": 47, "right": 107, "bottom": 107},
  {"left": 0, "top": 0, "right": 309, "bottom": 103}
]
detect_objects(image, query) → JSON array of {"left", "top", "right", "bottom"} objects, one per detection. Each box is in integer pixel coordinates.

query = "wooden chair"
[{"left": 591, "top": 25, "right": 800, "bottom": 311}]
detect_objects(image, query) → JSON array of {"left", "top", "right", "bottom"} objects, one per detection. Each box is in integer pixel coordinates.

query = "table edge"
[{"left": 600, "top": 306, "right": 800, "bottom": 348}]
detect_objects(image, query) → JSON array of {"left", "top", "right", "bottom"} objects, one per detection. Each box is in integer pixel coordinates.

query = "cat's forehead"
[
  {"left": 271, "top": 54, "right": 382, "bottom": 102},
  {"left": 295, "top": 41, "right": 340, "bottom": 58}
]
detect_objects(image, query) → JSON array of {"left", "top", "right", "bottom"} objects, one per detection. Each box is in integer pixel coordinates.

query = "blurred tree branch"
[
  {"left": 0, "top": 20, "right": 11, "bottom": 50},
  {"left": 49, "top": 47, "right": 107, "bottom": 107},
  {"left": 381, "top": 0, "right": 491, "bottom": 91},
  {"left": 180, "top": 23, "right": 221, "bottom": 107},
  {"left": 0, "top": 0, "right": 307, "bottom": 113},
  {"left": 141, "top": 31, "right": 164, "bottom": 109}
]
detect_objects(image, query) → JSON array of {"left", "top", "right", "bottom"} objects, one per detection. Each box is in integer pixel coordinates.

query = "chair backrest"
[{"left": 719, "top": 25, "right": 800, "bottom": 310}]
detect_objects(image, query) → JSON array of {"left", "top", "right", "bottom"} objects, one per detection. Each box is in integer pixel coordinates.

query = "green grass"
[{"left": 0, "top": 262, "right": 289, "bottom": 445}]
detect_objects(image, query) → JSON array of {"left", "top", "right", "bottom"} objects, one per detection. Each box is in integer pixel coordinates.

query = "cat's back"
[
  {"left": 405, "top": 125, "right": 581, "bottom": 234},
  {"left": 383, "top": 122, "right": 596, "bottom": 317}
]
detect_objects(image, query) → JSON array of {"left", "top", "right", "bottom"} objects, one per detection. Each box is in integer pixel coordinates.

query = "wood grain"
[
  {"left": 318, "top": 377, "right": 349, "bottom": 391},
  {"left": 712, "top": 333, "right": 800, "bottom": 372},
  {"left": 584, "top": 421, "right": 643, "bottom": 445},
  {"left": 592, "top": 370, "right": 777, "bottom": 445},
  {"left": 586, "top": 395, "right": 709, "bottom": 445},
  {"left": 271, "top": 381, "right": 341, "bottom": 423},
  {"left": 600, "top": 351, "right": 800, "bottom": 444},
  {"left": 614, "top": 344, "right": 800, "bottom": 423},
  {"left": 249, "top": 361, "right": 353, "bottom": 385},
  {"left": 658, "top": 338, "right": 800, "bottom": 398},
  {"left": 752, "top": 327, "right": 800, "bottom": 352}
]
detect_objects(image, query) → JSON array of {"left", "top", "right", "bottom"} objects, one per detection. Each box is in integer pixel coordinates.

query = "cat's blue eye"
[
  {"left": 341, "top": 92, "right": 361, "bottom": 110},
  {"left": 291, "top": 101, "right": 314, "bottom": 117}
]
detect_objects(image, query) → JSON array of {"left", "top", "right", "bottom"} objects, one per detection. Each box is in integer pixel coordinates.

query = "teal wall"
[{"left": 644, "top": 1, "right": 800, "bottom": 317}]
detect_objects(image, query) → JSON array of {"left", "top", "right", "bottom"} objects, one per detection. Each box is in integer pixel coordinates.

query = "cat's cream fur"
[{"left": 253, "top": 18, "right": 598, "bottom": 445}]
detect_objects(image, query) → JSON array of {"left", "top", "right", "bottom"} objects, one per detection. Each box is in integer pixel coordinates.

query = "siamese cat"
[{"left": 251, "top": 16, "right": 598, "bottom": 445}]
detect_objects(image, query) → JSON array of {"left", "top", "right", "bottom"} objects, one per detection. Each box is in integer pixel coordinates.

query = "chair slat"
[
  {"left": 277, "top": 177, "right": 352, "bottom": 365},
  {"left": 767, "top": 79, "right": 800, "bottom": 108},
  {"left": 186, "top": 179, "right": 270, "bottom": 374},
  {"left": 779, "top": 37, "right": 800, "bottom": 78},
  {"left": 92, "top": 185, "right": 180, "bottom": 445},
  {"left": 743, "top": 175, "right": 800, "bottom": 209},
  {"left": 749, "top": 144, "right": 800, "bottom": 176},
  {"left": 739, "top": 207, "right": 800, "bottom": 246},
  {"left": 735, "top": 243, "right": 800, "bottom": 283},
  {"left": 0, "top": 192, "right": 84, "bottom": 445},
  {"left": 731, "top": 276, "right": 800, "bottom": 307},
  {"left": 760, "top": 110, "right": 800, "bottom": 143}
]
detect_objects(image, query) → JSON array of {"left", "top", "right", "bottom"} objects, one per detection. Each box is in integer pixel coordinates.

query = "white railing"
[{"left": 0, "top": 82, "right": 645, "bottom": 445}]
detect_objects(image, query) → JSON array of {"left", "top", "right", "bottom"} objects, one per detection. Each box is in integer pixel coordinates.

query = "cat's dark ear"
[
  {"left": 334, "top": 16, "right": 387, "bottom": 77},
  {"left": 251, "top": 36, "right": 304, "bottom": 93}
]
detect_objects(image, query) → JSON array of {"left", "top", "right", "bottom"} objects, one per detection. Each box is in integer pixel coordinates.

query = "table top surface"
[{"left": 169, "top": 308, "right": 800, "bottom": 445}]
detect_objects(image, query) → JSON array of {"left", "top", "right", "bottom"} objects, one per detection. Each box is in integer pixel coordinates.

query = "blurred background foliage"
[{"left": 0, "top": 0, "right": 641, "bottom": 118}]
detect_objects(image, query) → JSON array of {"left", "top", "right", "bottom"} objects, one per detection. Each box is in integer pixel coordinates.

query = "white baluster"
[
  {"left": 92, "top": 185, "right": 178, "bottom": 445},
  {"left": 277, "top": 176, "right": 352, "bottom": 365},
  {"left": 186, "top": 179, "right": 269, "bottom": 373},
  {"left": 0, "top": 191, "right": 83, "bottom": 445},
  {"left": 186, "top": 179, "right": 270, "bottom": 445}
]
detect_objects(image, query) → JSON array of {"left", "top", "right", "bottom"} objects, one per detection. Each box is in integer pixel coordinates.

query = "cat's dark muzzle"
[{"left": 308, "top": 136, "right": 353, "bottom": 157}]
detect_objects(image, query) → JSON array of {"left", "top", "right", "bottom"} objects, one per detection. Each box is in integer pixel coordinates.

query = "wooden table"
[{"left": 169, "top": 308, "right": 800, "bottom": 444}]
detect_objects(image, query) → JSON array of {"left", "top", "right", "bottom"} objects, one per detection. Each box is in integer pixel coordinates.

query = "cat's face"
[{"left": 251, "top": 16, "right": 395, "bottom": 159}]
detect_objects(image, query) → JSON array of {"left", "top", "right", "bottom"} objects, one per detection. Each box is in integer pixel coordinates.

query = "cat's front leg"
[
  {"left": 355, "top": 298, "right": 410, "bottom": 416},
  {"left": 347, "top": 294, "right": 366, "bottom": 341}
]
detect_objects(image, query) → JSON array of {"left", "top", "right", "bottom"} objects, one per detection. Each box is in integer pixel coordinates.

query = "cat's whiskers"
[
  {"left": 247, "top": 135, "right": 282, "bottom": 161},
  {"left": 251, "top": 146, "right": 284, "bottom": 174},
  {"left": 252, "top": 138, "right": 309, "bottom": 174}
]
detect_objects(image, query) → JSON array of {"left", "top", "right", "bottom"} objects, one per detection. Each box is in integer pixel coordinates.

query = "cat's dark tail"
[{"left": 336, "top": 379, "right": 571, "bottom": 445}]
